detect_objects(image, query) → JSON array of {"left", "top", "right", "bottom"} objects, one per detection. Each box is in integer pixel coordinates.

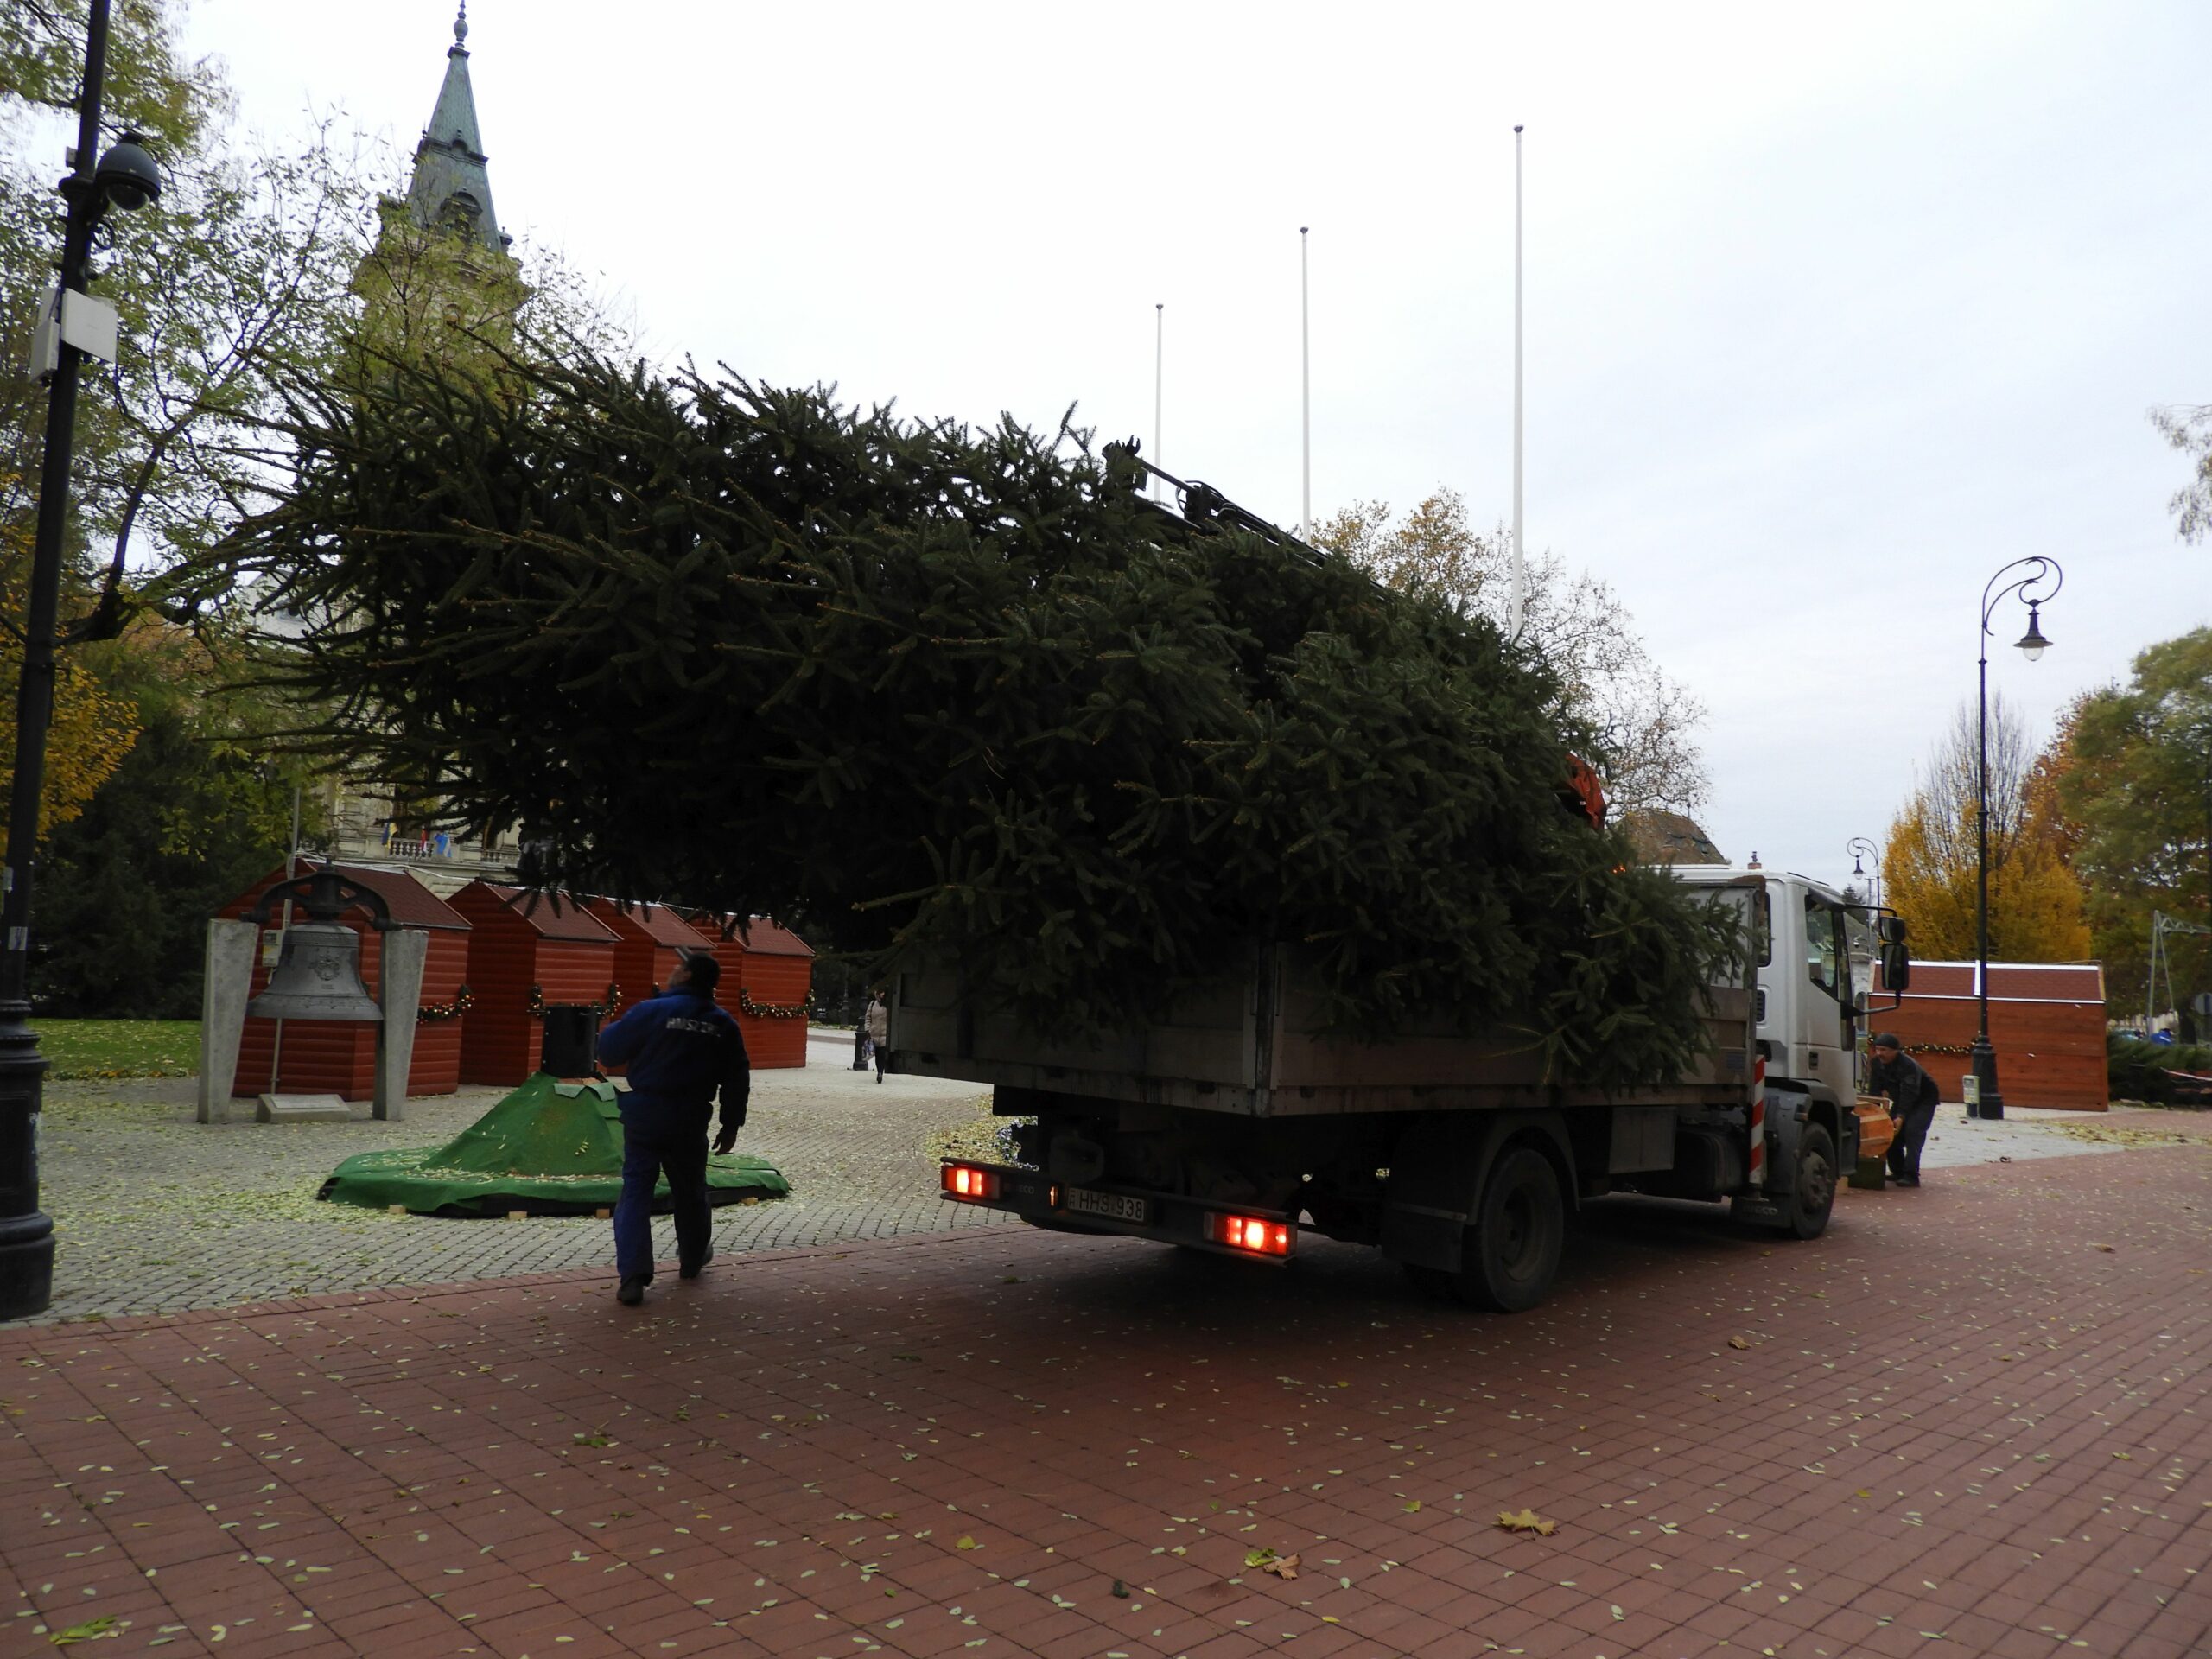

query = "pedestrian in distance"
[
  {"left": 595, "top": 950, "right": 751, "bottom": 1306},
  {"left": 1867, "top": 1032, "right": 1942, "bottom": 1186},
  {"left": 866, "top": 991, "right": 890, "bottom": 1084}
]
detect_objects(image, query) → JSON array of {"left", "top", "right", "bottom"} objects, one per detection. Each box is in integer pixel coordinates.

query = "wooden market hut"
[
  {"left": 219, "top": 862, "right": 472, "bottom": 1101},
  {"left": 1871, "top": 958, "right": 2109, "bottom": 1111},
  {"left": 685, "top": 912, "right": 817, "bottom": 1069},
  {"left": 582, "top": 898, "right": 713, "bottom": 1015},
  {"left": 448, "top": 883, "right": 621, "bottom": 1088}
]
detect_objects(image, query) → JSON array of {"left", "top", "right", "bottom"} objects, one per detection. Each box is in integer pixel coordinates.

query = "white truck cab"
[{"left": 1676, "top": 864, "right": 1900, "bottom": 1126}]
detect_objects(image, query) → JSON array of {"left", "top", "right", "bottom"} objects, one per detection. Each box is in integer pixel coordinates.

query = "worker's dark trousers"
[
  {"left": 1887, "top": 1102, "right": 1938, "bottom": 1182},
  {"left": 613, "top": 1097, "right": 712, "bottom": 1281}
]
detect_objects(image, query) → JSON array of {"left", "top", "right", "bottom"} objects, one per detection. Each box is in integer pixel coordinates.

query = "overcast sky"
[{"left": 185, "top": 0, "right": 2211, "bottom": 901}]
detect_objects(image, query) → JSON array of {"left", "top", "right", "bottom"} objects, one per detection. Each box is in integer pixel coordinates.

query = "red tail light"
[
  {"left": 942, "top": 1164, "right": 1001, "bottom": 1202},
  {"left": 1206, "top": 1212, "right": 1294, "bottom": 1256}
]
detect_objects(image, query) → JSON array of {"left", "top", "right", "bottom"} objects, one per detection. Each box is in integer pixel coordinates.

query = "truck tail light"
[
  {"left": 1206, "top": 1213, "right": 1294, "bottom": 1256},
  {"left": 942, "top": 1164, "right": 1001, "bottom": 1202}
]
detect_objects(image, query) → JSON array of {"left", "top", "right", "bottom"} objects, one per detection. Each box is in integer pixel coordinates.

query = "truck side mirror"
[
  {"left": 1877, "top": 915, "right": 1907, "bottom": 944},
  {"left": 1880, "top": 941, "right": 1910, "bottom": 993}
]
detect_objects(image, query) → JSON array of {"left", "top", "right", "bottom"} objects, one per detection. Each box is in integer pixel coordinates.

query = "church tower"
[
  {"left": 352, "top": 3, "right": 528, "bottom": 373},
  {"left": 324, "top": 4, "right": 530, "bottom": 886},
  {"left": 402, "top": 3, "right": 510, "bottom": 253}
]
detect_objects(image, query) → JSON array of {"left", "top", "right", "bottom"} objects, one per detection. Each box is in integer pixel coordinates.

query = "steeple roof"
[{"left": 404, "top": 3, "right": 508, "bottom": 253}]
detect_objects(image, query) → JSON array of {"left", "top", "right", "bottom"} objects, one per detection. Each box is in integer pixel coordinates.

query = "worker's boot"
[
  {"left": 617, "top": 1276, "right": 647, "bottom": 1306},
  {"left": 680, "top": 1250, "right": 714, "bottom": 1281}
]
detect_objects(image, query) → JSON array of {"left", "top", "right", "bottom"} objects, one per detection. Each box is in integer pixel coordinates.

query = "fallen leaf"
[
  {"left": 1727, "top": 1337, "right": 1751, "bottom": 1351},
  {"left": 1496, "top": 1509, "right": 1558, "bottom": 1536},
  {"left": 1403, "top": 1499, "right": 1421, "bottom": 1513},
  {"left": 955, "top": 1535, "right": 978, "bottom": 1550},
  {"left": 49, "top": 1616, "right": 119, "bottom": 1646},
  {"left": 1260, "top": 1554, "right": 1300, "bottom": 1580}
]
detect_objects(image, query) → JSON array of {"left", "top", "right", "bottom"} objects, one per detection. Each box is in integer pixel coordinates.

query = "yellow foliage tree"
[
  {"left": 0, "top": 511, "right": 141, "bottom": 838},
  {"left": 1882, "top": 695, "right": 2089, "bottom": 962}
]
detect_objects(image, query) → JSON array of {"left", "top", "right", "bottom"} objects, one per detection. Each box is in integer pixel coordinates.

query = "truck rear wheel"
[
  {"left": 1455, "top": 1145, "right": 1565, "bottom": 1313},
  {"left": 1779, "top": 1124, "right": 1838, "bottom": 1240}
]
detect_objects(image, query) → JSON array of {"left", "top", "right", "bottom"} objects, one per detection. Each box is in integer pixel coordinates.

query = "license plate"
[{"left": 1064, "top": 1186, "right": 1148, "bottom": 1224}]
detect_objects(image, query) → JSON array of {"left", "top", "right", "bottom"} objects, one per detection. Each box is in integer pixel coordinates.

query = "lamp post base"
[
  {"left": 0, "top": 1008, "right": 54, "bottom": 1319},
  {"left": 0, "top": 1211, "right": 54, "bottom": 1321},
  {"left": 1967, "top": 1035, "right": 2005, "bottom": 1123}
]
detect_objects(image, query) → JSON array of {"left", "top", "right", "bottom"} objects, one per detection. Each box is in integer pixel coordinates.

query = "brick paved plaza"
[{"left": 6, "top": 1087, "right": 2210, "bottom": 1658}]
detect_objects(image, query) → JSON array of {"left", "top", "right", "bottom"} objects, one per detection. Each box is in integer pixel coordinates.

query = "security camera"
[{"left": 94, "top": 132, "right": 160, "bottom": 212}]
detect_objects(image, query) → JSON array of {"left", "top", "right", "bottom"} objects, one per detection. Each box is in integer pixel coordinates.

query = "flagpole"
[
  {"left": 1154, "top": 302, "right": 1164, "bottom": 499},
  {"left": 1510, "top": 125, "right": 1526, "bottom": 636},
  {"left": 1300, "top": 226, "right": 1312, "bottom": 537}
]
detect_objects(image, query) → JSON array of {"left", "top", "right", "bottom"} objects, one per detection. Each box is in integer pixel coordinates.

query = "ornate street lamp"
[
  {"left": 0, "top": 0, "right": 162, "bottom": 1320},
  {"left": 1968, "top": 556, "right": 2063, "bottom": 1123},
  {"left": 1847, "top": 836, "right": 1882, "bottom": 913}
]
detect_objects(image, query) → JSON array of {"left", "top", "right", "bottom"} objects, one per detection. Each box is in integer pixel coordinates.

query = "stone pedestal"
[
  {"left": 197, "top": 918, "right": 258, "bottom": 1124},
  {"left": 373, "top": 926, "right": 428, "bottom": 1122}
]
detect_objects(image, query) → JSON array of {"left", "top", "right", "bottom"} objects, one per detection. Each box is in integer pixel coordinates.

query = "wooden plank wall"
[
  {"left": 739, "top": 950, "right": 812, "bottom": 1069},
  {"left": 1879, "top": 993, "right": 2109, "bottom": 1110}
]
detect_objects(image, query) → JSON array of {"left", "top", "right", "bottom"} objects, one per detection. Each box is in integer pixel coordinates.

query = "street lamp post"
[
  {"left": 0, "top": 0, "right": 160, "bottom": 1321},
  {"left": 1847, "top": 836, "right": 1881, "bottom": 913},
  {"left": 1968, "top": 556, "right": 2062, "bottom": 1124}
]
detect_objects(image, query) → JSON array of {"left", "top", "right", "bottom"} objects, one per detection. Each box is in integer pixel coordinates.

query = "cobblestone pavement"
[
  {"left": 4, "top": 1138, "right": 2209, "bottom": 1659},
  {"left": 31, "top": 1033, "right": 1016, "bottom": 1325}
]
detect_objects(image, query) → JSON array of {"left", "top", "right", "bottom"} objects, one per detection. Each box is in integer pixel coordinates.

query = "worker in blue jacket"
[{"left": 595, "top": 950, "right": 751, "bottom": 1306}]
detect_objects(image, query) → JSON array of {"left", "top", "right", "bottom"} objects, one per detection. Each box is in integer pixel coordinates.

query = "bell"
[{"left": 247, "top": 922, "right": 385, "bottom": 1022}]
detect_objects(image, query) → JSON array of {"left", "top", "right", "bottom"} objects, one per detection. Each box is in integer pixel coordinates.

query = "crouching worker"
[
  {"left": 596, "top": 950, "right": 751, "bottom": 1306},
  {"left": 1868, "top": 1032, "right": 1942, "bottom": 1187}
]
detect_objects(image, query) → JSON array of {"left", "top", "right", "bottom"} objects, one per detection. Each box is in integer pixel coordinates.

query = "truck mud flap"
[
  {"left": 1379, "top": 1111, "right": 1573, "bottom": 1274},
  {"left": 1730, "top": 1194, "right": 1787, "bottom": 1228}
]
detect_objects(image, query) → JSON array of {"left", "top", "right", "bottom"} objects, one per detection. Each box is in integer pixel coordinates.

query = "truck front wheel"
[
  {"left": 1456, "top": 1145, "right": 1566, "bottom": 1313},
  {"left": 1779, "top": 1124, "right": 1838, "bottom": 1240}
]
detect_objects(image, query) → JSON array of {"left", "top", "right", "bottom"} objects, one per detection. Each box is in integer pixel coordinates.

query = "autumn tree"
[
  {"left": 34, "top": 615, "right": 326, "bottom": 1016},
  {"left": 0, "top": 486, "right": 140, "bottom": 833},
  {"left": 2056, "top": 626, "right": 2212, "bottom": 1015},
  {"left": 2152, "top": 403, "right": 2212, "bottom": 544},
  {"left": 1313, "top": 490, "right": 1709, "bottom": 816},
  {"left": 1880, "top": 693, "right": 2090, "bottom": 962}
]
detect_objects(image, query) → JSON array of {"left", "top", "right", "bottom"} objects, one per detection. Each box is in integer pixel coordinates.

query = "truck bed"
[{"left": 890, "top": 951, "right": 1755, "bottom": 1116}]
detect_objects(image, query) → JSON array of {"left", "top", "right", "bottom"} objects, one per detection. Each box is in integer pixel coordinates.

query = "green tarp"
[{"left": 317, "top": 1073, "right": 790, "bottom": 1217}]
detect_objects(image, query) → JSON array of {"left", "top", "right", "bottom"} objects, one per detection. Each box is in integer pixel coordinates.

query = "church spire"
[{"left": 404, "top": 3, "right": 508, "bottom": 253}]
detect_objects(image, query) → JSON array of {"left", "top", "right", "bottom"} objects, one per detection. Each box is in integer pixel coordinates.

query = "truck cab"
[
  {"left": 1676, "top": 868, "right": 1867, "bottom": 1098},
  {"left": 1672, "top": 866, "right": 1900, "bottom": 1217}
]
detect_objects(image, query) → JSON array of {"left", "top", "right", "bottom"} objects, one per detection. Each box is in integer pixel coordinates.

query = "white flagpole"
[
  {"left": 1300, "top": 226, "right": 1312, "bottom": 537},
  {"left": 1154, "top": 302, "right": 1164, "bottom": 499},
  {"left": 1510, "top": 126, "right": 1526, "bottom": 636}
]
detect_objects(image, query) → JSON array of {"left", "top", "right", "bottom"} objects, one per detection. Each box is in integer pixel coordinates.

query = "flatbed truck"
[{"left": 902, "top": 867, "right": 1905, "bottom": 1310}]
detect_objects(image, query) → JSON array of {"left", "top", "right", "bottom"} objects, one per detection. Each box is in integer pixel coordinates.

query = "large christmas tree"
[{"left": 222, "top": 350, "right": 1735, "bottom": 1085}]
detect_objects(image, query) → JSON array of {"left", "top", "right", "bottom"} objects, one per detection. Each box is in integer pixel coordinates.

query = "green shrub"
[{"left": 2107, "top": 1032, "right": 2212, "bottom": 1103}]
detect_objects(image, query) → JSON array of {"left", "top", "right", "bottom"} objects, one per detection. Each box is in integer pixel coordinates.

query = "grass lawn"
[{"left": 37, "top": 1019, "right": 199, "bottom": 1080}]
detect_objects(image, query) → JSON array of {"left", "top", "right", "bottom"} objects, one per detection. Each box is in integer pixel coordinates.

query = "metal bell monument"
[
  {"left": 248, "top": 922, "right": 383, "bottom": 1021},
  {"left": 244, "top": 865, "right": 392, "bottom": 1023}
]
